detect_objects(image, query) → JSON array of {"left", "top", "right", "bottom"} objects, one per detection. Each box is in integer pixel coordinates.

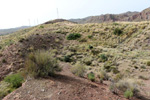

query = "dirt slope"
[
  {"left": 3, "top": 62, "right": 132, "bottom": 100},
  {"left": 0, "top": 33, "right": 65, "bottom": 80}
]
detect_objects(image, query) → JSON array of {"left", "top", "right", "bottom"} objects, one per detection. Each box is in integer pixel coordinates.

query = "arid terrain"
[{"left": 0, "top": 19, "right": 150, "bottom": 100}]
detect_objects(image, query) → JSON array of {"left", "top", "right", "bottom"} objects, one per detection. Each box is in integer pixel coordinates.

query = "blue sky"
[{"left": 0, "top": 0, "right": 150, "bottom": 29}]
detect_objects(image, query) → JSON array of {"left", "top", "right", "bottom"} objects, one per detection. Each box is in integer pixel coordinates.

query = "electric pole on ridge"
[{"left": 57, "top": 8, "right": 59, "bottom": 19}]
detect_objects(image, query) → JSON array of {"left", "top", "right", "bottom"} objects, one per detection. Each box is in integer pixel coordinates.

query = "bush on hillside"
[
  {"left": 98, "top": 69, "right": 109, "bottom": 81},
  {"left": 124, "top": 90, "right": 133, "bottom": 99},
  {"left": 147, "top": 61, "right": 150, "bottom": 66},
  {"left": 39, "top": 25, "right": 44, "bottom": 28},
  {"left": 25, "top": 50, "right": 61, "bottom": 78},
  {"left": 99, "top": 54, "right": 108, "bottom": 62},
  {"left": 64, "top": 55, "right": 72, "bottom": 62},
  {"left": 87, "top": 72, "right": 95, "bottom": 82},
  {"left": 113, "top": 28, "right": 123, "bottom": 36},
  {"left": 88, "top": 45, "right": 93, "bottom": 49},
  {"left": 4, "top": 73, "right": 24, "bottom": 88},
  {"left": 67, "top": 33, "right": 81, "bottom": 40},
  {"left": 71, "top": 62, "right": 86, "bottom": 77},
  {"left": 110, "top": 78, "right": 139, "bottom": 97}
]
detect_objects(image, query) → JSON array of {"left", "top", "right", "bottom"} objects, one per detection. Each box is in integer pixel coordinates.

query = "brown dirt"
[{"left": 3, "top": 62, "right": 140, "bottom": 100}]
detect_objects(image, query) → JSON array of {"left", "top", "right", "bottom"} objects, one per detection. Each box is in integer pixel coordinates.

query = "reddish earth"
[
  {"left": 0, "top": 33, "right": 65, "bottom": 81},
  {"left": 3, "top": 63, "right": 140, "bottom": 100}
]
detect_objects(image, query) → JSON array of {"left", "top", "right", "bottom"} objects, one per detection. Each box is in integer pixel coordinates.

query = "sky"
[{"left": 0, "top": 0, "right": 150, "bottom": 29}]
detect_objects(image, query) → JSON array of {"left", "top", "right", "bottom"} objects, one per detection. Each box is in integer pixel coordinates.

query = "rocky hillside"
[
  {"left": 70, "top": 7, "right": 150, "bottom": 23},
  {"left": 0, "top": 20, "right": 150, "bottom": 100}
]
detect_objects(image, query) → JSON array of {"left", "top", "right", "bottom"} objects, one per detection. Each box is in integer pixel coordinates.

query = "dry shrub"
[{"left": 25, "top": 50, "right": 61, "bottom": 78}]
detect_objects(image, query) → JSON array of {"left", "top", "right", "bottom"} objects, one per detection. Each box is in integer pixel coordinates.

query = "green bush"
[
  {"left": 64, "top": 55, "right": 72, "bottom": 62},
  {"left": 39, "top": 25, "right": 44, "bottom": 28},
  {"left": 88, "top": 35, "right": 93, "bottom": 39},
  {"left": 88, "top": 72, "right": 95, "bottom": 82},
  {"left": 67, "top": 33, "right": 81, "bottom": 40},
  {"left": 147, "top": 61, "right": 150, "bottom": 66},
  {"left": 113, "top": 28, "right": 123, "bottom": 36},
  {"left": 71, "top": 62, "right": 86, "bottom": 77},
  {"left": 99, "top": 54, "right": 108, "bottom": 62},
  {"left": 4, "top": 73, "right": 24, "bottom": 88},
  {"left": 113, "top": 23, "right": 119, "bottom": 26},
  {"left": 88, "top": 45, "right": 93, "bottom": 49},
  {"left": 124, "top": 90, "right": 133, "bottom": 99},
  {"left": 103, "top": 61, "right": 112, "bottom": 72},
  {"left": 25, "top": 50, "right": 61, "bottom": 78}
]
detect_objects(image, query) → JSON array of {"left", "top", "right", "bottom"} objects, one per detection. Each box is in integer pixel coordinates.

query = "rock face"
[
  {"left": 129, "top": 7, "right": 150, "bottom": 21},
  {"left": 70, "top": 7, "right": 150, "bottom": 23}
]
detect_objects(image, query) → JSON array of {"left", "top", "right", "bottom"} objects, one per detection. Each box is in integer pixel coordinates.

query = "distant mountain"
[
  {"left": 0, "top": 26, "right": 30, "bottom": 35},
  {"left": 70, "top": 7, "right": 150, "bottom": 23}
]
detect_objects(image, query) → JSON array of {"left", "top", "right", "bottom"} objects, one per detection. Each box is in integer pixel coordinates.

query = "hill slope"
[{"left": 0, "top": 20, "right": 150, "bottom": 100}]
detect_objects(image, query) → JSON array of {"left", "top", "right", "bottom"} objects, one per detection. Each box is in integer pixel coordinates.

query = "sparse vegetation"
[
  {"left": 71, "top": 62, "right": 86, "bottom": 77},
  {"left": 0, "top": 20, "right": 150, "bottom": 99},
  {"left": 110, "top": 78, "right": 139, "bottom": 97}
]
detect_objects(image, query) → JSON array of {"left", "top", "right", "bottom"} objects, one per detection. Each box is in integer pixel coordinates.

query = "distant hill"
[
  {"left": 70, "top": 7, "right": 150, "bottom": 23},
  {"left": 0, "top": 26, "right": 30, "bottom": 35},
  {"left": 44, "top": 19, "right": 77, "bottom": 24}
]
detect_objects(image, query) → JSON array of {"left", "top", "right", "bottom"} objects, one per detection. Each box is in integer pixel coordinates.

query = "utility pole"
[
  {"left": 34, "top": 19, "right": 36, "bottom": 26},
  {"left": 37, "top": 19, "right": 39, "bottom": 25},
  {"left": 28, "top": 19, "right": 31, "bottom": 26},
  {"left": 57, "top": 8, "right": 59, "bottom": 19}
]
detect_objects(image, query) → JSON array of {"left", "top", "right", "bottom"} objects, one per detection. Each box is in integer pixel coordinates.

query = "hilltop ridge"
[{"left": 70, "top": 7, "right": 150, "bottom": 23}]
